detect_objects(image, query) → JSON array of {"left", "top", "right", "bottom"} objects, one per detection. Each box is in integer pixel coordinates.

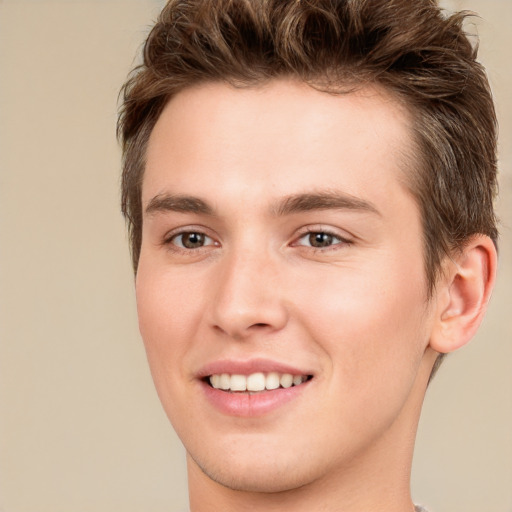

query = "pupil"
[
  {"left": 184, "top": 232, "right": 204, "bottom": 248},
  {"left": 310, "top": 232, "right": 333, "bottom": 247}
]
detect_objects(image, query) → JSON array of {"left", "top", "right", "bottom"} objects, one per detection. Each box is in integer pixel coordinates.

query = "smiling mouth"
[{"left": 205, "top": 372, "right": 313, "bottom": 393}]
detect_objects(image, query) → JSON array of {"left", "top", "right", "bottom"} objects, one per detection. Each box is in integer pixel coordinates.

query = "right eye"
[{"left": 169, "top": 232, "right": 216, "bottom": 249}]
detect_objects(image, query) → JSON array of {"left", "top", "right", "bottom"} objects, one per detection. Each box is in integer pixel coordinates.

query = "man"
[{"left": 118, "top": 1, "right": 498, "bottom": 510}]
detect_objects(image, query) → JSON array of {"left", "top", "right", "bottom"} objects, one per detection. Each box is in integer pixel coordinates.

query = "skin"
[{"left": 136, "top": 80, "right": 496, "bottom": 511}]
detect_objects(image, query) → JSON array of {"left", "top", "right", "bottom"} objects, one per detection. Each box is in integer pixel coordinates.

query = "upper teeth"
[{"left": 209, "top": 372, "right": 307, "bottom": 392}]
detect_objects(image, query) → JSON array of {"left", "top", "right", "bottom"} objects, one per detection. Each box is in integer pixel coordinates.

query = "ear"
[{"left": 429, "top": 235, "right": 497, "bottom": 354}]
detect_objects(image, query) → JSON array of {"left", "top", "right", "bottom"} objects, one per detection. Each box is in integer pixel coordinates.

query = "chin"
[{"left": 188, "top": 445, "right": 321, "bottom": 494}]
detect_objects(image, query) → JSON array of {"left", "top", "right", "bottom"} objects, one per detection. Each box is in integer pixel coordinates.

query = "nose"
[{"left": 209, "top": 249, "right": 289, "bottom": 340}]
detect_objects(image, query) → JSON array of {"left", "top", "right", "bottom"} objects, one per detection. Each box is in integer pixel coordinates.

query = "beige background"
[{"left": 0, "top": 1, "right": 510, "bottom": 511}]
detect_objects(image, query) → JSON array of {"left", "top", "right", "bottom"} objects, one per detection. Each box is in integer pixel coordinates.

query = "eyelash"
[
  {"left": 293, "top": 228, "right": 352, "bottom": 251},
  {"left": 163, "top": 227, "right": 352, "bottom": 254},
  {"left": 164, "top": 229, "right": 217, "bottom": 253}
]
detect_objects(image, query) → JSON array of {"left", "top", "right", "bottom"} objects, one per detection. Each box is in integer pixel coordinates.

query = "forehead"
[{"left": 144, "top": 79, "right": 415, "bottom": 210}]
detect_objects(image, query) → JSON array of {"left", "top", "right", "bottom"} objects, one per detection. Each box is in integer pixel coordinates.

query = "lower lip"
[{"left": 201, "top": 380, "right": 310, "bottom": 417}]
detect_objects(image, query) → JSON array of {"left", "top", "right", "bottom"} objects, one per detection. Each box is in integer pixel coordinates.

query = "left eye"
[
  {"left": 297, "top": 231, "right": 344, "bottom": 248},
  {"left": 171, "top": 232, "right": 215, "bottom": 249}
]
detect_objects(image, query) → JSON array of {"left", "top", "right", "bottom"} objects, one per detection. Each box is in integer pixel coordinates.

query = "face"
[{"left": 137, "top": 80, "right": 437, "bottom": 494}]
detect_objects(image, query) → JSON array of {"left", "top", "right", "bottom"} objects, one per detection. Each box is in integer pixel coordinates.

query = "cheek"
[
  {"left": 135, "top": 262, "right": 201, "bottom": 383},
  {"left": 297, "top": 271, "right": 430, "bottom": 440},
  {"left": 136, "top": 258, "right": 203, "bottom": 338},
  {"left": 134, "top": 263, "right": 208, "bottom": 427},
  {"left": 294, "top": 258, "right": 429, "bottom": 391}
]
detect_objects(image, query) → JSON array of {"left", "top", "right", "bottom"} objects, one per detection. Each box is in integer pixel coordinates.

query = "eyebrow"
[
  {"left": 144, "top": 190, "right": 380, "bottom": 218},
  {"left": 272, "top": 191, "right": 380, "bottom": 217},
  {"left": 145, "top": 194, "right": 214, "bottom": 216}
]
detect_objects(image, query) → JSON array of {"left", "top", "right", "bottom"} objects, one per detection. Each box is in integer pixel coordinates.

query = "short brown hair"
[{"left": 118, "top": 0, "right": 498, "bottom": 292}]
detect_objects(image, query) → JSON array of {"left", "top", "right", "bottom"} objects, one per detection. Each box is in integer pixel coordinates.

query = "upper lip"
[{"left": 197, "top": 358, "right": 313, "bottom": 379}]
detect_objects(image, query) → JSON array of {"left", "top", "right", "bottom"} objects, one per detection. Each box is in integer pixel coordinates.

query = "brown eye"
[
  {"left": 173, "top": 232, "right": 211, "bottom": 249},
  {"left": 308, "top": 232, "right": 335, "bottom": 248},
  {"left": 293, "top": 230, "right": 350, "bottom": 250}
]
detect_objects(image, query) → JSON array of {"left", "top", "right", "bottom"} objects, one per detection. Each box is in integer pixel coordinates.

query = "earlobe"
[{"left": 429, "top": 235, "right": 497, "bottom": 354}]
